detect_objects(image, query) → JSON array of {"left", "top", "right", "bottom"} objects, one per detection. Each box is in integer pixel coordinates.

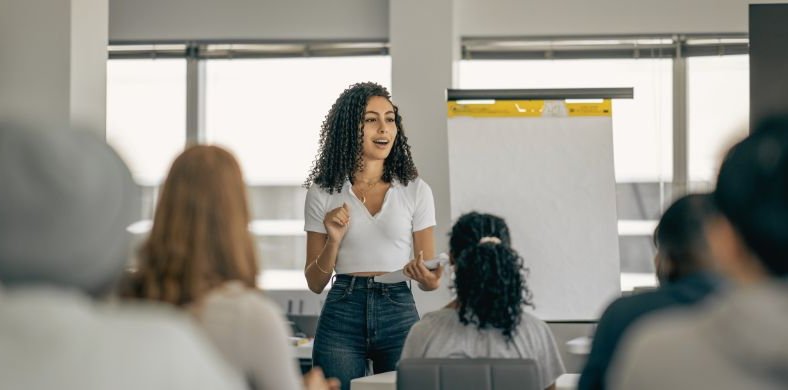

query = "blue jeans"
[{"left": 313, "top": 275, "right": 420, "bottom": 390}]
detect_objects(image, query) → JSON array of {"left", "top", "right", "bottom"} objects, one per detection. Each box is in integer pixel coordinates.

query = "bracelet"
[{"left": 314, "top": 258, "right": 333, "bottom": 274}]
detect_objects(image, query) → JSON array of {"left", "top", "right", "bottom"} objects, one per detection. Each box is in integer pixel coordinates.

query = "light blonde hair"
[{"left": 126, "top": 145, "right": 257, "bottom": 306}]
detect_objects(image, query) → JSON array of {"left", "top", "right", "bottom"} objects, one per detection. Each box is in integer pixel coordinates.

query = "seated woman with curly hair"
[{"left": 401, "top": 212, "right": 566, "bottom": 390}]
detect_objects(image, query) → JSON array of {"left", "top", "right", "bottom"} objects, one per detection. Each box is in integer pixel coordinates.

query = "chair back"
[{"left": 396, "top": 358, "right": 541, "bottom": 390}]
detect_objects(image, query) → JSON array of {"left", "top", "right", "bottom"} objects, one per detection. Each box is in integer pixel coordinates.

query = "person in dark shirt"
[
  {"left": 609, "top": 115, "right": 788, "bottom": 389},
  {"left": 578, "top": 193, "right": 720, "bottom": 390}
]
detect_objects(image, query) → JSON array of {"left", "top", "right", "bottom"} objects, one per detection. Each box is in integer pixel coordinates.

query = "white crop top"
[{"left": 304, "top": 177, "right": 436, "bottom": 274}]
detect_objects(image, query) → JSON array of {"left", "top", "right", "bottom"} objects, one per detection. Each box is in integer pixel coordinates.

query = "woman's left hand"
[{"left": 403, "top": 251, "right": 442, "bottom": 291}]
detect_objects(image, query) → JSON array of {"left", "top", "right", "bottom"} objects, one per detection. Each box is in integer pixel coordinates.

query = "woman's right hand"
[
  {"left": 304, "top": 367, "right": 341, "bottom": 390},
  {"left": 323, "top": 203, "right": 350, "bottom": 244}
]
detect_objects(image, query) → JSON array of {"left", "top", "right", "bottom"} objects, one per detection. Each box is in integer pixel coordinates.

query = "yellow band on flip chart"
[{"left": 447, "top": 99, "right": 612, "bottom": 118}]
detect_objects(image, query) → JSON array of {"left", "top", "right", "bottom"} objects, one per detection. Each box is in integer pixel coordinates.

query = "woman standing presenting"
[{"left": 303, "top": 82, "right": 442, "bottom": 389}]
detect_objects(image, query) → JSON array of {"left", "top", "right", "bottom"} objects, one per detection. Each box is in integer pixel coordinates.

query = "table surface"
[
  {"left": 350, "top": 372, "right": 580, "bottom": 390},
  {"left": 293, "top": 342, "right": 585, "bottom": 389},
  {"left": 292, "top": 336, "right": 591, "bottom": 359},
  {"left": 292, "top": 336, "right": 593, "bottom": 359}
]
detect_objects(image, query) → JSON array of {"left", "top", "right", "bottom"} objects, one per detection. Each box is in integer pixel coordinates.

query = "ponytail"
[{"left": 449, "top": 212, "right": 533, "bottom": 343}]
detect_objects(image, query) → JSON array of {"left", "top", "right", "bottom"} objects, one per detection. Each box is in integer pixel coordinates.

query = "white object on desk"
[
  {"left": 556, "top": 373, "right": 580, "bottom": 390},
  {"left": 567, "top": 336, "right": 592, "bottom": 355},
  {"left": 291, "top": 343, "right": 313, "bottom": 360},
  {"left": 351, "top": 371, "right": 579, "bottom": 390},
  {"left": 373, "top": 253, "right": 449, "bottom": 284}
]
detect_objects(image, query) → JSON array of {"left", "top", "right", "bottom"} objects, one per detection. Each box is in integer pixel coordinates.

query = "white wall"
[
  {"left": 1, "top": 1, "right": 71, "bottom": 130},
  {"left": 457, "top": 0, "right": 755, "bottom": 36},
  {"left": 109, "top": 0, "right": 388, "bottom": 42},
  {"left": 390, "top": 0, "right": 459, "bottom": 315},
  {"left": 71, "top": 0, "right": 109, "bottom": 135},
  {"left": 109, "top": 0, "right": 780, "bottom": 43},
  {"left": 1, "top": 0, "right": 108, "bottom": 135}
]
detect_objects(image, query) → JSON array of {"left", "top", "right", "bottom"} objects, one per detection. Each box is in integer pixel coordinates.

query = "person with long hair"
[
  {"left": 401, "top": 212, "right": 565, "bottom": 390},
  {"left": 303, "top": 82, "right": 442, "bottom": 389},
  {"left": 124, "top": 145, "right": 337, "bottom": 390}
]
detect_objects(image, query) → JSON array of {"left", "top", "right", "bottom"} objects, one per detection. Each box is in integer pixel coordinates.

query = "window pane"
[
  {"left": 688, "top": 55, "right": 749, "bottom": 189},
  {"left": 460, "top": 59, "right": 673, "bottom": 182},
  {"left": 205, "top": 56, "right": 391, "bottom": 185},
  {"left": 106, "top": 59, "right": 186, "bottom": 185},
  {"left": 460, "top": 59, "right": 673, "bottom": 291},
  {"left": 206, "top": 56, "right": 391, "bottom": 273}
]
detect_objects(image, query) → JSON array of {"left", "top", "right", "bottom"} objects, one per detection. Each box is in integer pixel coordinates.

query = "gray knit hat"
[{"left": 0, "top": 122, "right": 140, "bottom": 294}]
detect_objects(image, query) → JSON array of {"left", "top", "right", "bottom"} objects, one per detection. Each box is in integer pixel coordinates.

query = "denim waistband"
[{"left": 332, "top": 274, "right": 409, "bottom": 289}]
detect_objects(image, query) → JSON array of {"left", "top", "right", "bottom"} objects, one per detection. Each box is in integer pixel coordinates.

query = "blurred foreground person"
[
  {"left": 124, "top": 145, "right": 339, "bottom": 390},
  {"left": 0, "top": 123, "right": 245, "bottom": 390},
  {"left": 610, "top": 117, "right": 788, "bottom": 390},
  {"left": 579, "top": 193, "right": 719, "bottom": 390}
]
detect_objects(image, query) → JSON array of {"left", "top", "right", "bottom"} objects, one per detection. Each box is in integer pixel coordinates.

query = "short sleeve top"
[{"left": 304, "top": 178, "right": 435, "bottom": 274}]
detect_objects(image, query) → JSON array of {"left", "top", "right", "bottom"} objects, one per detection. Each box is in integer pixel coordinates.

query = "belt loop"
[{"left": 348, "top": 275, "right": 356, "bottom": 293}]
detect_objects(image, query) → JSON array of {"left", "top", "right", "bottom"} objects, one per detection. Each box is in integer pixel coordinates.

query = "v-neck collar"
[{"left": 346, "top": 179, "right": 397, "bottom": 219}]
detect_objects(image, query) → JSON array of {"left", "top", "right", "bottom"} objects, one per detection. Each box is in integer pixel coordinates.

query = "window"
[
  {"left": 107, "top": 39, "right": 750, "bottom": 291},
  {"left": 205, "top": 56, "right": 391, "bottom": 270},
  {"left": 460, "top": 59, "right": 673, "bottom": 290},
  {"left": 107, "top": 59, "right": 187, "bottom": 260},
  {"left": 107, "top": 54, "right": 391, "bottom": 289},
  {"left": 460, "top": 59, "right": 673, "bottom": 183},
  {"left": 205, "top": 56, "right": 391, "bottom": 185},
  {"left": 688, "top": 55, "right": 749, "bottom": 190},
  {"left": 106, "top": 59, "right": 186, "bottom": 186}
]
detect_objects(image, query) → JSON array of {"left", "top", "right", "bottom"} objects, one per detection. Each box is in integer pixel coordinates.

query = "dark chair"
[{"left": 397, "top": 358, "right": 542, "bottom": 390}]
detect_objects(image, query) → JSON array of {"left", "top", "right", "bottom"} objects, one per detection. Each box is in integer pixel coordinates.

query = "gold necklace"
[{"left": 357, "top": 180, "right": 381, "bottom": 204}]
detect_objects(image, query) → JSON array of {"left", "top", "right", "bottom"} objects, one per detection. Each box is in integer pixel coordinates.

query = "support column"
[
  {"left": 750, "top": 4, "right": 788, "bottom": 129},
  {"left": 0, "top": 0, "right": 108, "bottom": 136},
  {"left": 391, "top": 0, "right": 459, "bottom": 313},
  {"left": 186, "top": 44, "right": 206, "bottom": 145},
  {"left": 672, "top": 40, "right": 688, "bottom": 200}
]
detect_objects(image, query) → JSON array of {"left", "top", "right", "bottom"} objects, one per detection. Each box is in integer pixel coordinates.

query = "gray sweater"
[
  {"left": 401, "top": 307, "right": 566, "bottom": 390},
  {"left": 610, "top": 280, "right": 788, "bottom": 390}
]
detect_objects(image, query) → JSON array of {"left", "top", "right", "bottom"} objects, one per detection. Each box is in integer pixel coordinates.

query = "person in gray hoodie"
[
  {"left": 0, "top": 122, "right": 246, "bottom": 390},
  {"left": 609, "top": 116, "right": 788, "bottom": 390}
]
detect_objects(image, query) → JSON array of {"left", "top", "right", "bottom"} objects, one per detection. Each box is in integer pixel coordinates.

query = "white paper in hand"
[{"left": 373, "top": 253, "right": 449, "bottom": 284}]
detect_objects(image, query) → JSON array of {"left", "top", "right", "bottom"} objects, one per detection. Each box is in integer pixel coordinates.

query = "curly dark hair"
[
  {"left": 304, "top": 82, "right": 418, "bottom": 193},
  {"left": 449, "top": 212, "right": 533, "bottom": 343}
]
